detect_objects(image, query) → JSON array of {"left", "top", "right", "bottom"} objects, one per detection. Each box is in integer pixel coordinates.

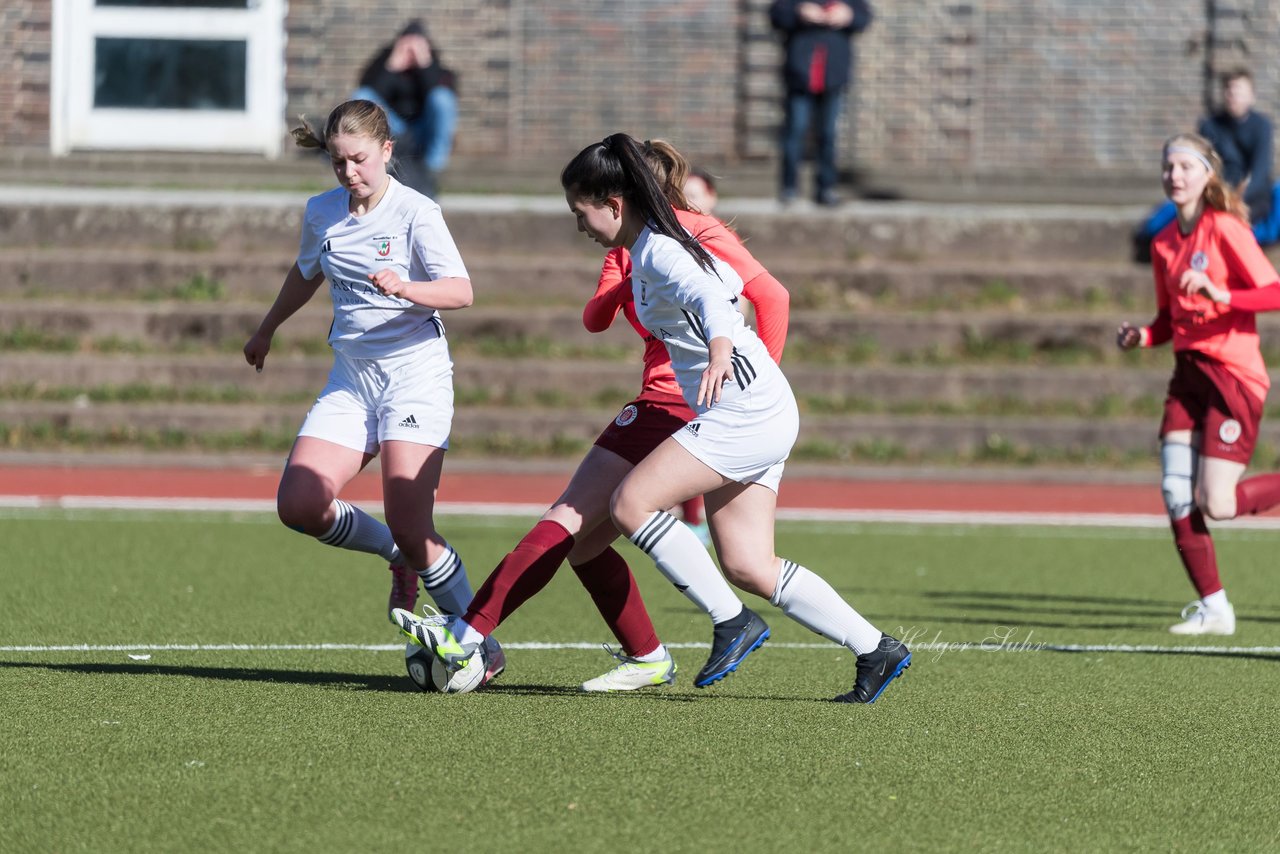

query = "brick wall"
[
  {"left": 0, "top": 0, "right": 52, "bottom": 147},
  {"left": 7, "top": 0, "right": 1280, "bottom": 180}
]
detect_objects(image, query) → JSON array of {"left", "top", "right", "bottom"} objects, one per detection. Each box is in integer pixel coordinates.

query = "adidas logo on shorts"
[
  {"left": 398, "top": 414, "right": 419, "bottom": 429},
  {"left": 684, "top": 422, "right": 701, "bottom": 437}
]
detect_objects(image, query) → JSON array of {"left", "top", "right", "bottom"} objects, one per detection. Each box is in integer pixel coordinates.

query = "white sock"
[
  {"left": 634, "top": 644, "right": 668, "bottom": 663},
  {"left": 317, "top": 499, "right": 401, "bottom": 563},
  {"left": 770, "top": 559, "right": 882, "bottom": 655},
  {"left": 447, "top": 617, "right": 487, "bottom": 648},
  {"left": 418, "top": 544, "right": 473, "bottom": 616},
  {"left": 629, "top": 511, "right": 742, "bottom": 623},
  {"left": 1203, "top": 589, "right": 1231, "bottom": 612}
]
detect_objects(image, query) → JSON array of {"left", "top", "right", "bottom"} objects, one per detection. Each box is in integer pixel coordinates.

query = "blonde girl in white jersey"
[
  {"left": 561, "top": 133, "right": 911, "bottom": 703},
  {"left": 243, "top": 101, "right": 498, "bottom": 675}
]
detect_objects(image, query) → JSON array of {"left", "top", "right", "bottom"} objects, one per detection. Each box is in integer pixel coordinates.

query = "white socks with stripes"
[
  {"left": 418, "top": 543, "right": 473, "bottom": 617},
  {"left": 317, "top": 499, "right": 402, "bottom": 563},
  {"left": 629, "top": 511, "right": 743, "bottom": 623},
  {"left": 770, "top": 559, "right": 882, "bottom": 655}
]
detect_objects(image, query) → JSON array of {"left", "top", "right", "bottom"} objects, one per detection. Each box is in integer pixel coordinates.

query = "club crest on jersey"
[
  {"left": 376, "top": 239, "right": 392, "bottom": 257},
  {"left": 1219, "top": 419, "right": 1242, "bottom": 444},
  {"left": 638, "top": 279, "right": 648, "bottom": 305},
  {"left": 1190, "top": 251, "right": 1209, "bottom": 272},
  {"left": 615, "top": 404, "right": 638, "bottom": 427}
]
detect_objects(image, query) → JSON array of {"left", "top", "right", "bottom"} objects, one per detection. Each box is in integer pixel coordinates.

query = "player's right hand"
[
  {"left": 244, "top": 332, "right": 271, "bottom": 372},
  {"left": 1115, "top": 321, "right": 1141, "bottom": 351}
]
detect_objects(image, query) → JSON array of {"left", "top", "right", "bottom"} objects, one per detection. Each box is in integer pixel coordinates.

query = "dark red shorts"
[
  {"left": 594, "top": 392, "right": 695, "bottom": 466},
  {"left": 1160, "top": 351, "right": 1264, "bottom": 464}
]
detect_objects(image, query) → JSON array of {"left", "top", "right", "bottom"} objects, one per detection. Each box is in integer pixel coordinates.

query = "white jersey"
[
  {"left": 296, "top": 177, "right": 470, "bottom": 360},
  {"left": 630, "top": 226, "right": 775, "bottom": 412}
]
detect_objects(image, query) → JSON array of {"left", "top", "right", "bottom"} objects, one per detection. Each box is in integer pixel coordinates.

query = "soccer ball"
[{"left": 403, "top": 641, "right": 486, "bottom": 695}]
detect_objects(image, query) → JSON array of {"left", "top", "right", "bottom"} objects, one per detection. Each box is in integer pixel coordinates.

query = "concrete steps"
[
  {"left": 0, "top": 189, "right": 1229, "bottom": 470},
  {"left": 0, "top": 352, "right": 1195, "bottom": 410},
  {"left": 4, "top": 300, "right": 1226, "bottom": 363},
  {"left": 0, "top": 247, "right": 1159, "bottom": 311},
  {"left": 0, "top": 399, "right": 1191, "bottom": 460}
]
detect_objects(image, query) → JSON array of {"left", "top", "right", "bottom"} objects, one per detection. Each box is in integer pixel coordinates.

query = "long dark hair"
[{"left": 561, "top": 133, "right": 718, "bottom": 275}]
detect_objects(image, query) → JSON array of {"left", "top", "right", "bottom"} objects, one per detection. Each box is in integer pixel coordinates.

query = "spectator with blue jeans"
[
  {"left": 353, "top": 20, "right": 458, "bottom": 199},
  {"left": 1136, "top": 68, "right": 1278, "bottom": 256},
  {"left": 770, "top": 0, "right": 873, "bottom": 207}
]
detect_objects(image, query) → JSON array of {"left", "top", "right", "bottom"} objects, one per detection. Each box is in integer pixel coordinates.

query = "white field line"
[
  {"left": 7, "top": 494, "right": 1280, "bottom": 529},
  {"left": 2, "top": 641, "right": 1278, "bottom": 656}
]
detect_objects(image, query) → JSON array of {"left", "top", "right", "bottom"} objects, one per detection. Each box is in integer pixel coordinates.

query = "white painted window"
[{"left": 51, "top": 0, "right": 285, "bottom": 156}]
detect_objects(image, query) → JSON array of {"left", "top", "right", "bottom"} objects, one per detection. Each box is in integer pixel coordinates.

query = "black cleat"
[
  {"left": 834, "top": 633, "right": 911, "bottom": 704},
  {"left": 695, "top": 607, "right": 770, "bottom": 687}
]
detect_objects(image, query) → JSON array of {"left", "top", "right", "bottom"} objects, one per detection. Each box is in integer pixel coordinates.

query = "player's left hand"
[
  {"left": 370, "top": 270, "right": 409, "bottom": 298},
  {"left": 1179, "top": 269, "right": 1230, "bottom": 304}
]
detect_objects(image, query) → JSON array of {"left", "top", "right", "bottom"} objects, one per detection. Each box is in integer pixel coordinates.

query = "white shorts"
[
  {"left": 297, "top": 339, "right": 454, "bottom": 454},
  {"left": 670, "top": 373, "right": 798, "bottom": 494}
]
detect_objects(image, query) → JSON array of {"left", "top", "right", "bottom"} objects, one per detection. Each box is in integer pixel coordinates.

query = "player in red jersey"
[
  {"left": 1118, "top": 132, "right": 1280, "bottom": 635},
  {"left": 396, "top": 140, "right": 791, "bottom": 690}
]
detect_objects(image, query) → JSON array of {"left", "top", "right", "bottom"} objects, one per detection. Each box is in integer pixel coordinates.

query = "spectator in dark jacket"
[
  {"left": 1134, "top": 68, "right": 1279, "bottom": 258},
  {"left": 770, "top": 0, "right": 873, "bottom": 206},
  {"left": 353, "top": 20, "right": 458, "bottom": 198},
  {"left": 1199, "top": 68, "right": 1273, "bottom": 223}
]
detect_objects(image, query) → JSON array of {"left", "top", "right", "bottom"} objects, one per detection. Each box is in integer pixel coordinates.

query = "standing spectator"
[
  {"left": 770, "top": 0, "right": 873, "bottom": 207},
  {"left": 353, "top": 20, "right": 458, "bottom": 198}
]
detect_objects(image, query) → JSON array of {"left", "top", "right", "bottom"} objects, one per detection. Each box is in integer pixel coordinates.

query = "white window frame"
[{"left": 51, "top": 0, "right": 285, "bottom": 156}]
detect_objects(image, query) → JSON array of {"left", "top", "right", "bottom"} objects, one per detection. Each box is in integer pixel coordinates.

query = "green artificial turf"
[{"left": 2, "top": 510, "right": 1278, "bottom": 852}]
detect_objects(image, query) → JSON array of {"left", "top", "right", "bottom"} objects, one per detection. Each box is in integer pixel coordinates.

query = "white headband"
[{"left": 1166, "top": 145, "right": 1214, "bottom": 173}]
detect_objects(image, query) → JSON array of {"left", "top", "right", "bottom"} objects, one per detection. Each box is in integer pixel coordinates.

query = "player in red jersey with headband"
[{"left": 1118, "top": 131, "right": 1280, "bottom": 635}]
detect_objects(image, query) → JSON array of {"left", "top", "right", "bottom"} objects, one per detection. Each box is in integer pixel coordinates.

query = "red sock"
[
  {"left": 1235, "top": 473, "right": 1280, "bottom": 516},
  {"left": 681, "top": 496, "right": 703, "bottom": 526},
  {"left": 571, "top": 547, "right": 660, "bottom": 658},
  {"left": 463, "top": 520, "right": 575, "bottom": 636},
  {"left": 1170, "top": 511, "right": 1222, "bottom": 598}
]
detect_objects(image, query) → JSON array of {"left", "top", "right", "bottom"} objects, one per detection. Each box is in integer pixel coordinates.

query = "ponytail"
[{"left": 562, "top": 133, "right": 718, "bottom": 275}]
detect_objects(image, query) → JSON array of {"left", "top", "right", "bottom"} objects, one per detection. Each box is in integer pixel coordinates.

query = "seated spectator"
[
  {"left": 1135, "top": 68, "right": 1278, "bottom": 258},
  {"left": 353, "top": 20, "right": 458, "bottom": 198}
]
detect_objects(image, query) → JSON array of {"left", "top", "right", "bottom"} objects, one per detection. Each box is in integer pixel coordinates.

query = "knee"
[
  {"left": 719, "top": 559, "right": 775, "bottom": 599},
  {"left": 276, "top": 491, "right": 329, "bottom": 534},
  {"left": 608, "top": 488, "right": 638, "bottom": 537},
  {"left": 1160, "top": 442, "right": 1195, "bottom": 521},
  {"left": 1198, "top": 489, "right": 1238, "bottom": 522}
]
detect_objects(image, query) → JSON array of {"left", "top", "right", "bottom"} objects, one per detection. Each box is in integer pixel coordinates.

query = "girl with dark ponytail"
[
  {"left": 394, "top": 135, "right": 795, "bottom": 693},
  {"left": 560, "top": 131, "right": 911, "bottom": 703}
]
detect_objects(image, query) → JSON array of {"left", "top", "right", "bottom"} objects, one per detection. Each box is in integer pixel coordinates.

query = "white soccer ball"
[
  {"left": 403, "top": 641, "right": 486, "bottom": 694},
  {"left": 404, "top": 642, "right": 441, "bottom": 693}
]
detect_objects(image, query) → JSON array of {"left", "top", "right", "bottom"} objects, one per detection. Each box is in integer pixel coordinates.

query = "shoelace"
[
  {"left": 600, "top": 643, "right": 641, "bottom": 669},
  {"left": 415, "top": 601, "right": 451, "bottom": 627},
  {"left": 1180, "top": 600, "right": 1206, "bottom": 623}
]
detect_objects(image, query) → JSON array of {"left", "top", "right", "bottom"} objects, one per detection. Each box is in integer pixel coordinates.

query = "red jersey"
[
  {"left": 1147, "top": 207, "right": 1278, "bottom": 403},
  {"left": 582, "top": 209, "right": 790, "bottom": 397}
]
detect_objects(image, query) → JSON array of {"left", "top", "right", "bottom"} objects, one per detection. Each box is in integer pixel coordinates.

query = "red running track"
[{"left": 0, "top": 463, "right": 1171, "bottom": 515}]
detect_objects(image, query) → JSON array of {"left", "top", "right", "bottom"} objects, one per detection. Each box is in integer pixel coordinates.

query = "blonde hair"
[
  {"left": 291, "top": 100, "right": 393, "bottom": 152},
  {"left": 1163, "top": 132, "right": 1249, "bottom": 222},
  {"left": 642, "top": 139, "right": 692, "bottom": 210}
]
